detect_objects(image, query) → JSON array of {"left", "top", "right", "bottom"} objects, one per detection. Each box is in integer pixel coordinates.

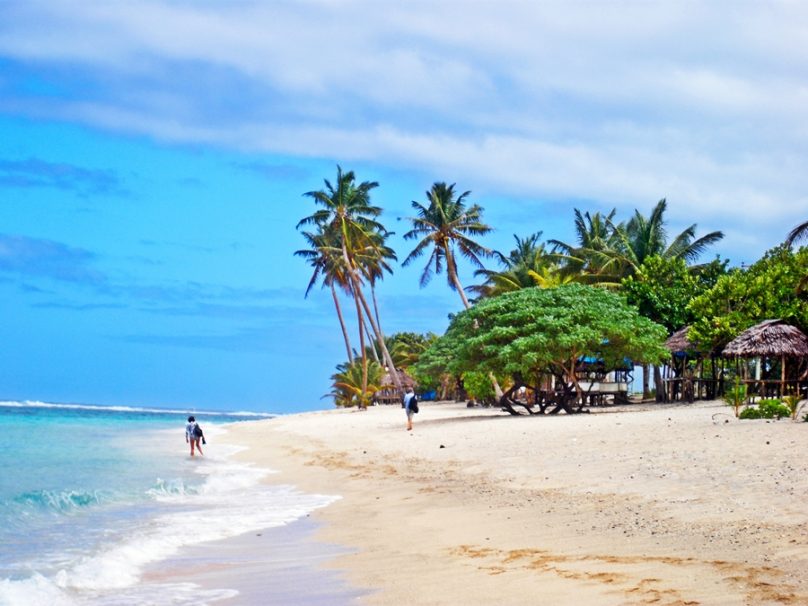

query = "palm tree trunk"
[
  {"left": 356, "top": 283, "right": 402, "bottom": 392},
  {"left": 342, "top": 243, "right": 403, "bottom": 395},
  {"left": 371, "top": 284, "right": 383, "bottom": 337},
  {"left": 447, "top": 262, "right": 472, "bottom": 309},
  {"left": 331, "top": 283, "right": 353, "bottom": 363},
  {"left": 353, "top": 291, "right": 368, "bottom": 409},
  {"left": 363, "top": 316, "right": 380, "bottom": 363},
  {"left": 642, "top": 363, "right": 650, "bottom": 399},
  {"left": 653, "top": 365, "right": 665, "bottom": 402}
]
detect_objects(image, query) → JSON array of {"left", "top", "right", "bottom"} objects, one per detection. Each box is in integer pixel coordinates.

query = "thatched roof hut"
[
  {"left": 665, "top": 326, "right": 700, "bottom": 356},
  {"left": 380, "top": 368, "right": 416, "bottom": 390},
  {"left": 375, "top": 368, "right": 416, "bottom": 405},
  {"left": 722, "top": 319, "right": 808, "bottom": 399},
  {"left": 722, "top": 319, "right": 808, "bottom": 357}
]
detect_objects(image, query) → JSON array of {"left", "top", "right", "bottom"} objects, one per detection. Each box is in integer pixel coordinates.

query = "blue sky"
[{"left": 1, "top": 1, "right": 806, "bottom": 413}]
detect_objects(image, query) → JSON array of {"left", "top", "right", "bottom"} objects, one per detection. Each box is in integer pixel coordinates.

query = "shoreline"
[{"left": 217, "top": 400, "right": 808, "bottom": 605}]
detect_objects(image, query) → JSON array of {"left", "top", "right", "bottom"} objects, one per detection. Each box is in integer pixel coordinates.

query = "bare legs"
[{"left": 189, "top": 438, "right": 204, "bottom": 456}]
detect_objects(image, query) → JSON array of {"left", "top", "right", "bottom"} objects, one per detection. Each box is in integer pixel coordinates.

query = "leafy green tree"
[
  {"left": 403, "top": 182, "right": 493, "bottom": 309},
  {"left": 461, "top": 371, "right": 497, "bottom": 404},
  {"left": 421, "top": 284, "right": 668, "bottom": 414},
  {"left": 621, "top": 256, "right": 700, "bottom": 334},
  {"left": 622, "top": 255, "right": 729, "bottom": 400},
  {"left": 387, "top": 332, "right": 437, "bottom": 370},
  {"left": 688, "top": 245, "right": 808, "bottom": 351}
]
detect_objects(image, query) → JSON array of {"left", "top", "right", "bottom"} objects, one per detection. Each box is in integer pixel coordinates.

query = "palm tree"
[
  {"left": 403, "top": 182, "right": 493, "bottom": 309},
  {"left": 297, "top": 166, "right": 403, "bottom": 395},
  {"left": 607, "top": 199, "right": 724, "bottom": 277},
  {"left": 548, "top": 209, "right": 623, "bottom": 285},
  {"left": 470, "top": 232, "right": 570, "bottom": 298},
  {"left": 328, "top": 359, "right": 384, "bottom": 408},
  {"left": 608, "top": 199, "right": 723, "bottom": 399},
  {"left": 786, "top": 220, "right": 808, "bottom": 248},
  {"left": 356, "top": 232, "right": 397, "bottom": 360},
  {"left": 552, "top": 200, "right": 724, "bottom": 398},
  {"left": 404, "top": 182, "right": 502, "bottom": 398}
]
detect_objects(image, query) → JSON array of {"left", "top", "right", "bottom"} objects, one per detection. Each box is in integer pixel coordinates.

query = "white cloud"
[{"left": 1, "top": 0, "right": 807, "bottom": 260}]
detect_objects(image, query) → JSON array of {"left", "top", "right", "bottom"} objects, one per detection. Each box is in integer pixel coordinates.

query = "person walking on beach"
[
  {"left": 185, "top": 415, "right": 204, "bottom": 456},
  {"left": 403, "top": 388, "right": 418, "bottom": 431}
]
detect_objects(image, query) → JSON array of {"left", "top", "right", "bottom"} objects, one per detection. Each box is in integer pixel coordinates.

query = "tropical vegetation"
[{"left": 295, "top": 167, "right": 806, "bottom": 411}]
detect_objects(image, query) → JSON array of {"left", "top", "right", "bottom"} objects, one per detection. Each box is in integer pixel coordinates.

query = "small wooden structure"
[
  {"left": 663, "top": 327, "right": 702, "bottom": 402},
  {"left": 374, "top": 368, "right": 415, "bottom": 405},
  {"left": 722, "top": 319, "right": 808, "bottom": 399},
  {"left": 574, "top": 356, "right": 632, "bottom": 405}
]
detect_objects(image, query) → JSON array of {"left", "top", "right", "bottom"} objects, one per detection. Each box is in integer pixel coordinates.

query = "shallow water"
[{"left": 0, "top": 401, "right": 347, "bottom": 605}]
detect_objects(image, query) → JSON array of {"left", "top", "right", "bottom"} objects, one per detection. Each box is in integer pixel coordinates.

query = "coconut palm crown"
[
  {"left": 402, "top": 182, "right": 493, "bottom": 309},
  {"left": 786, "top": 219, "right": 808, "bottom": 248}
]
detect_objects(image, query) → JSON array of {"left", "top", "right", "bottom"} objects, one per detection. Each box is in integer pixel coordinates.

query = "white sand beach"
[{"left": 222, "top": 401, "right": 808, "bottom": 605}]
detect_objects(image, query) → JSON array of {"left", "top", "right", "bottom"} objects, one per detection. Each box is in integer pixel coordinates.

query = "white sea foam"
[
  {"left": 0, "top": 400, "right": 275, "bottom": 418},
  {"left": 0, "top": 439, "right": 338, "bottom": 605}
]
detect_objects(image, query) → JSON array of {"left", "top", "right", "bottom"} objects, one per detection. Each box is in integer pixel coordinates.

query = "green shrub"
[
  {"left": 461, "top": 371, "right": 496, "bottom": 404},
  {"left": 783, "top": 395, "right": 803, "bottom": 420},
  {"left": 723, "top": 379, "right": 747, "bottom": 418},
  {"left": 739, "top": 398, "right": 791, "bottom": 420}
]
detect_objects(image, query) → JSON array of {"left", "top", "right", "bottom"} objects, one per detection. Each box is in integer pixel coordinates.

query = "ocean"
[{"left": 0, "top": 401, "right": 351, "bottom": 606}]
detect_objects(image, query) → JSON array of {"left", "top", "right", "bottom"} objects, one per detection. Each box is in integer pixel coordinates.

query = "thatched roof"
[
  {"left": 665, "top": 326, "right": 700, "bottom": 355},
  {"left": 722, "top": 319, "right": 808, "bottom": 357},
  {"left": 379, "top": 368, "right": 416, "bottom": 390}
]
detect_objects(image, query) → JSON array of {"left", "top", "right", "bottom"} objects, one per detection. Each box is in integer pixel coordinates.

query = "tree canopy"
[
  {"left": 419, "top": 284, "right": 669, "bottom": 385},
  {"left": 688, "top": 245, "right": 808, "bottom": 350}
]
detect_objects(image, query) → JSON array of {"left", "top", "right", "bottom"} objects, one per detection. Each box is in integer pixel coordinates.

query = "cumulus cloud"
[{"left": 1, "top": 0, "right": 806, "bottom": 254}]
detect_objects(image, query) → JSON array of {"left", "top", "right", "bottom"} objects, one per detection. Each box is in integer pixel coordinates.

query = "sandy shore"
[{"left": 223, "top": 400, "right": 808, "bottom": 605}]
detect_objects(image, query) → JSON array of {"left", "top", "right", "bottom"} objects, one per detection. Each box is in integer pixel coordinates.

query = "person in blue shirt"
[{"left": 403, "top": 388, "right": 417, "bottom": 431}]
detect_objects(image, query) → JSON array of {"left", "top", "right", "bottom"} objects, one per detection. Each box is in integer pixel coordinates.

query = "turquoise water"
[{"left": 0, "top": 401, "right": 342, "bottom": 605}]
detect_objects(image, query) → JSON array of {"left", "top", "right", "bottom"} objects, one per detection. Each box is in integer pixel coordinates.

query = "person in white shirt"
[{"left": 185, "top": 415, "right": 204, "bottom": 456}]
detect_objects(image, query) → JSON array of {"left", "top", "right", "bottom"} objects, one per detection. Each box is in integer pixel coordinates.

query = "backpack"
[
  {"left": 192, "top": 423, "right": 204, "bottom": 438},
  {"left": 409, "top": 395, "right": 419, "bottom": 414}
]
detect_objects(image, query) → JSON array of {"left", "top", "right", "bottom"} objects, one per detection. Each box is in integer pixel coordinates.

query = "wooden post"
[{"left": 781, "top": 354, "right": 786, "bottom": 398}]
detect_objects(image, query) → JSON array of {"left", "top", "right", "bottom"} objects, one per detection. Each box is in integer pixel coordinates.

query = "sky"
[{"left": 1, "top": 1, "right": 806, "bottom": 413}]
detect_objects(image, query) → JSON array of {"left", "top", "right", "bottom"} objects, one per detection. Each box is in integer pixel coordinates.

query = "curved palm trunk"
[
  {"left": 371, "top": 285, "right": 382, "bottom": 332},
  {"left": 363, "top": 316, "right": 380, "bottom": 363},
  {"left": 448, "top": 264, "right": 472, "bottom": 309},
  {"left": 331, "top": 283, "right": 353, "bottom": 363},
  {"left": 367, "top": 285, "right": 383, "bottom": 363},
  {"left": 342, "top": 244, "right": 403, "bottom": 395},
  {"left": 353, "top": 290, "right": 369, "bottom": 408},
  {"left": 357, "top": 283, "right": 402, "bottom": 394}
]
